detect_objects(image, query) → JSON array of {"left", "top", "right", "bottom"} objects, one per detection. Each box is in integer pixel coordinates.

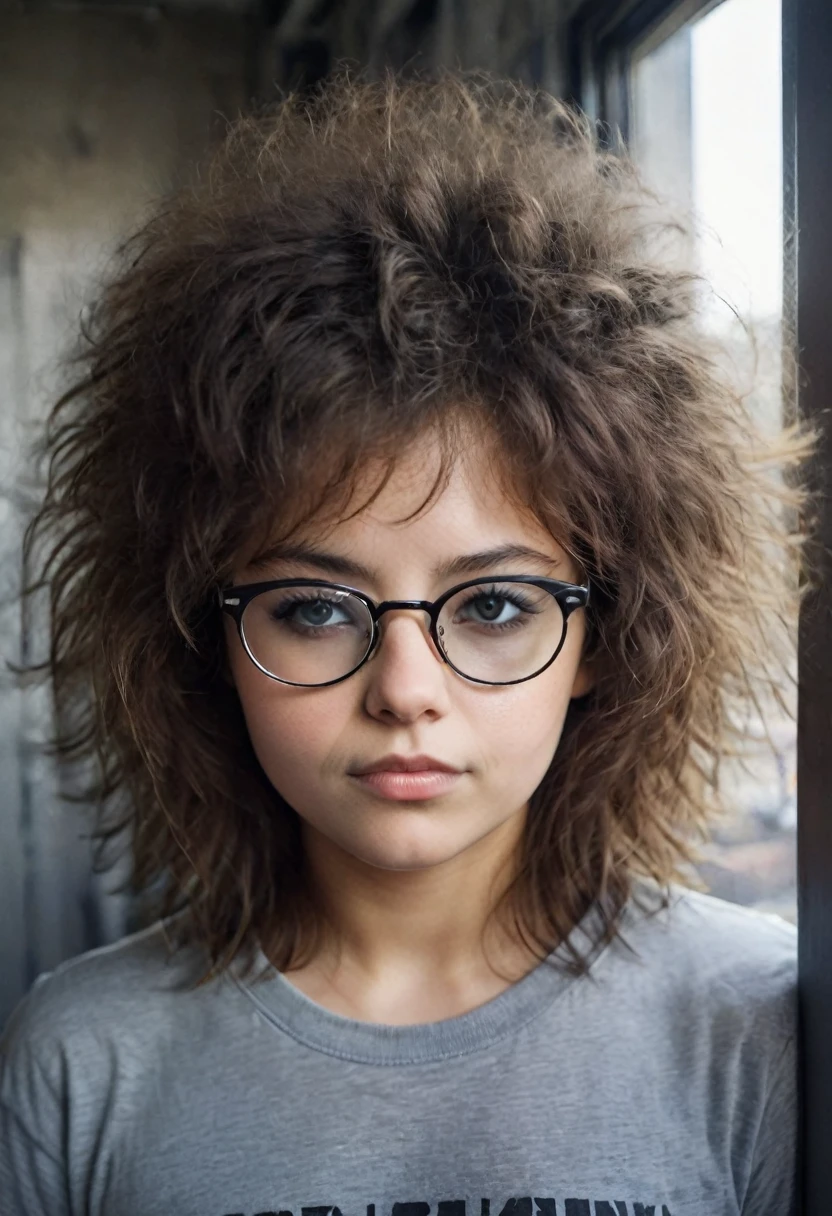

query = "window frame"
[
  {"left": 568, "top": 0, "right": 724, "bottom": 143},
  {"left": 566, "top": 0, "right": 832, "bottom": 1209}
]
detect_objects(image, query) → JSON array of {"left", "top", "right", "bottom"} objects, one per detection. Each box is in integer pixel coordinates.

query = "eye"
[
  {"left": 452, "top": 584, "right": 542, "bottom": 629},
  {"left": 272, "top": 593, "right": 355, "bottom": 630}
]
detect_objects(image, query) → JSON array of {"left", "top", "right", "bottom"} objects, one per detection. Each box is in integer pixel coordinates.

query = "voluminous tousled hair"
[{"left": 23, "top": 68, "right": 821, "bottom": 985}]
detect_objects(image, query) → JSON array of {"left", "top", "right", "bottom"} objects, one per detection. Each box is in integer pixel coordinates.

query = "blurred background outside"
[{"left": 629, "top": 0, "right": 797, "bottom": 924}]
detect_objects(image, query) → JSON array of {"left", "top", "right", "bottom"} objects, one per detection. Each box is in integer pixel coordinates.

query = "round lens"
[
  {"left": 437, "top": 581, "right": 565, "bottom": 683},
  {"left": 241, "top": 585, "right": 373, "bottom": 685}
]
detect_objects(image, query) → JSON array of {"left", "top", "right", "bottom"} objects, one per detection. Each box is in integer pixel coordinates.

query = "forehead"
[
  {"left": 316, "top": 429, "right": 542, "bottom": 543},
  {"left": 235, "top": 417, "right": 574, "bottom": 580}
]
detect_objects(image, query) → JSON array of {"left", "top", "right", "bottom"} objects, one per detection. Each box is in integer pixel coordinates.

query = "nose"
[
  {"left": 360, "top": 605, "right": 453, "bottom": 721},
  {"left": 368, "top": 604, "right": 446, "bottom": 668}
]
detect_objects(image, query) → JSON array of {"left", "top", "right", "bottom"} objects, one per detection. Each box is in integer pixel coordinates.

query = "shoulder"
[
  {"left": 0, "top": 918, "right": 263, "bottom": 1177},
  {"left": 618, "top": 884, "right": 799, "bottom": 1211},
  {"left": 0, "top": 916, "right": 219, "bottom": 1066},
  {"left": 619, "top": 880, "right": 797, "bottom": 1047}
]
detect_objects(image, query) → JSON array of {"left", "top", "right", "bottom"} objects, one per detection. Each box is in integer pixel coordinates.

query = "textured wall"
[
  {"left": 263, "top": 0, "right": 573, "bottom": 97},
  {"left": 0, "top": 7, "right": 248, "bottom": 1027}
]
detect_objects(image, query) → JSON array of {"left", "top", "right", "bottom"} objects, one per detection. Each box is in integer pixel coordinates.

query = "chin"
[{"left": 334, "top": 811, "right": 500, "bottom": 872}]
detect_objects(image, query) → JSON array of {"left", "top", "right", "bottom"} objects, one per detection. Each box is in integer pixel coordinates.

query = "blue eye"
[{"left": 454, "top": 584, "right": 541, "bottom": 630}]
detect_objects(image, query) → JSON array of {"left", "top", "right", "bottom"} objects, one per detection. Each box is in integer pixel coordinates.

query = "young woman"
[{"left": 0, "top": 69, "right": 819, "bottom": 1216}]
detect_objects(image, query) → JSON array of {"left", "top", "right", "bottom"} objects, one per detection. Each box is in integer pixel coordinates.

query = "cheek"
[
  {"left": 450, "top": 674, "right": 574, "bottom": 809},
  {"left": 475, "top": 662, "right": 573, "bottom": 741},
  {"left": 494, "top": 693, "right": 571, "bottom": 814},
  {"left": 229, "top": 645, "right": 349, "bottom": 785}
]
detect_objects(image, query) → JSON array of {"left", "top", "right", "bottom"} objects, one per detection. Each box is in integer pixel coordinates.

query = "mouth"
[
  {"left": 350, "top": 753, "right": 462, "bottom": 776},
  {"left": 350, "top": 769, "right": 464, "bottom": 801}
]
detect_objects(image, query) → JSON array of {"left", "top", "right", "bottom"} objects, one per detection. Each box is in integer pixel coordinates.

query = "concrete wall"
[{"left": 0, "top": 7, "right": 248, "bottom": 1027}]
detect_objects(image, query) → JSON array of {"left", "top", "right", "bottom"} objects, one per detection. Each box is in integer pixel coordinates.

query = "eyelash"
[{"left": 273, "top": 583, "right": 541, "bottom": 633}]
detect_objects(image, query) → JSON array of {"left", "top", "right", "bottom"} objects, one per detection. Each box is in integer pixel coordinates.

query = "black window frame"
[{"left": 566, "top": 0, "right": 832, "bottom": 1210}]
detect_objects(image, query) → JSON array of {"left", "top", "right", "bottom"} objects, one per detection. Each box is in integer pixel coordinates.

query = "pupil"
[
  {"left": 478, "top": 596, "right": 502, "bottom": 620},
  {"left": 305, "top": 601, "right": 332, "bottom": 625}
]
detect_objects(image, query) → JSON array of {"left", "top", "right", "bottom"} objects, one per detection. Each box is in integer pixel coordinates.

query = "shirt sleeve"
[
  {"left": 0, "top": 976, "right": 71, "bottom": 1216},
  {"left": 740, "top": 1033, "right": 798, "bottom": 1216}
]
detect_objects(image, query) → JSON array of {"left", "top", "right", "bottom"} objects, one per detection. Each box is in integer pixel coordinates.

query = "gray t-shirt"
[{"left": 0, "top": 880, "right": 797, "bottom": 1216}]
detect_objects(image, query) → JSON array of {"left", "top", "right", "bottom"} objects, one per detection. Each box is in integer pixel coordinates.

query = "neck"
[{"left": 281, "top": 810, "right": 545, "bottom": 1022}]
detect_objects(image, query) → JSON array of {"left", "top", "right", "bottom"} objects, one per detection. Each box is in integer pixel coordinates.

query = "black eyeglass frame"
[{"left": 218, "top": 573, "right": 591, "bottom": 688}]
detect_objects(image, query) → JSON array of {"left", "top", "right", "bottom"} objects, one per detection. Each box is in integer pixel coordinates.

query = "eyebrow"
[{"left": 247, "top": 541, "right": 564, "bottom": 583}]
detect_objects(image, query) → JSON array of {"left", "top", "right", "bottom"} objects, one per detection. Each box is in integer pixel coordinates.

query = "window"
[
  {"left": 568, "top": 1, "right": 832, "bottom": 1206},
  {"left": 571, "top": 0, "right": 796, "bottom": 924},
  {"left": 632, "top": 0, "right": 796, "bottom": 921}
]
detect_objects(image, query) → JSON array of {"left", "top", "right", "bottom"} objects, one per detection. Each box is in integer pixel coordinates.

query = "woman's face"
[{"left": 225, "top": 433, "right": 594, "bottom": 874}]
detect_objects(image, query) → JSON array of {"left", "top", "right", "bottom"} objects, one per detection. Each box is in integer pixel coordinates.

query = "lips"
[
  {"left": 351, "top": 753, "right": 462, "bottom": 775},
  {"left": 352, "top": 769, "right": 463, "bottom": 801}
]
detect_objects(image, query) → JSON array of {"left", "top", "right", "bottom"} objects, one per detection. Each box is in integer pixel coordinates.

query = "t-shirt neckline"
[{"left": 232, "top": 895, "right": 617, "bottom": 1065}]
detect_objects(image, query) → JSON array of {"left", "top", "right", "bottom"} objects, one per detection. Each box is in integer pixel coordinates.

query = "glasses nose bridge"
[
  {"left": 364, "top": 595, "right": 442, "bottom": 666},
  {"left": 370, "top": 598, "right": 441, "bottom": 654},
  {"left": 374, "top": 598, "right": 436, "bottom": 623},
  {"left": 372, "top": 598, "right": 438, "bottom": 636}
]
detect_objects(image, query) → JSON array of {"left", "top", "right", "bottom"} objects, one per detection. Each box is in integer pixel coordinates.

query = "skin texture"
[{"left": 225, "top": 431, "right": 595, "bottom": 1024}]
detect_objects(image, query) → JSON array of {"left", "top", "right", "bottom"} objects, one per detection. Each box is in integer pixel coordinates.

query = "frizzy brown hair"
[{"left": 21, "top": 66, "right": 821, "bottom": 987}]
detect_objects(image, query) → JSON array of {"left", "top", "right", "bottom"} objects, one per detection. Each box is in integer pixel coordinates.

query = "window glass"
[{"left": 629, "top": 0, "right": 795, "bottom": 923}]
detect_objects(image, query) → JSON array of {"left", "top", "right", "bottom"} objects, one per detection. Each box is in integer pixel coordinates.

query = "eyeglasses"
[{"left": 218, "top": 573, "right": 590, "bottom": 688}]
